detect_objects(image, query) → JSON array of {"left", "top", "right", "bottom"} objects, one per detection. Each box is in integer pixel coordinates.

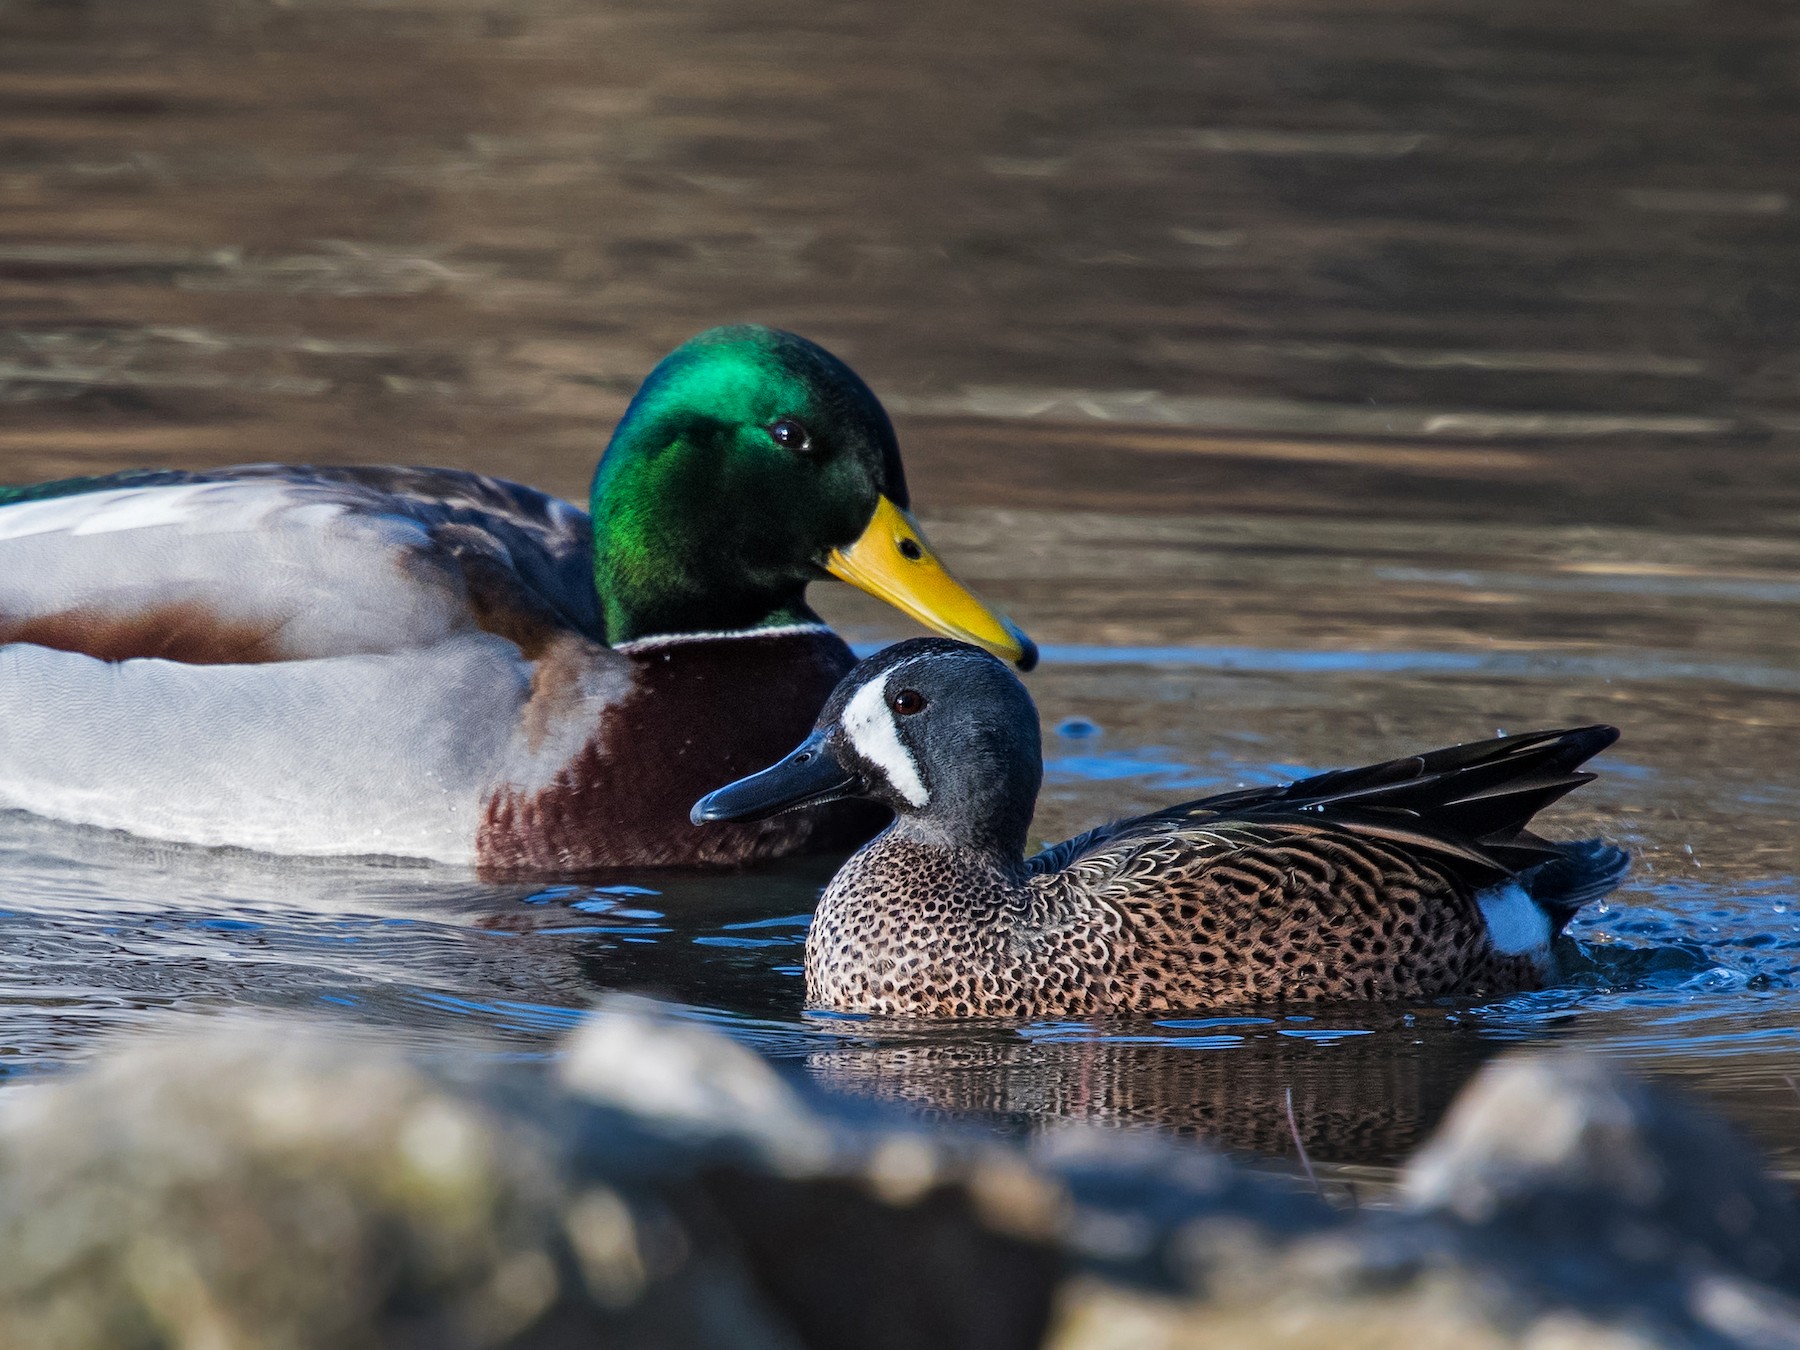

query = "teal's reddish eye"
[
  {"left": 768, "top": 418, "right": 813, "bottom": 453},
  {"left": 890, "top": 689, "right": 927, "bottom": 716}
]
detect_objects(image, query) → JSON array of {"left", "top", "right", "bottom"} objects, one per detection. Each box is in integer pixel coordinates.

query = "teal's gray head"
[{"left": 691, "top": 638, "right": 1043, "bottom": 858}]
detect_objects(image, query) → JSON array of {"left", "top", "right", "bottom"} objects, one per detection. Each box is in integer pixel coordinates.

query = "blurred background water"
[{"left": 0, "top": 0, "right": 1797, "bottom": 1190}]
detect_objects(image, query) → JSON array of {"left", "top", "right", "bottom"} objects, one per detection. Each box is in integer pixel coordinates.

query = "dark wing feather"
[
  {"left": 1030, "top": 726, "right": 1620, "bottom": 886},
  {"left": 1027, "top": 819, "right": 1128, "bottom": 875}
]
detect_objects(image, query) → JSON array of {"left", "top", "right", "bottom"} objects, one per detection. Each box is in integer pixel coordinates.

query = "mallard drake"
[
  {"left": 693, "top": 639, "right": 1628, "bottom": 1015},
  {"left": 0, "top": 328, "right": 1032, "bottom": 872}
]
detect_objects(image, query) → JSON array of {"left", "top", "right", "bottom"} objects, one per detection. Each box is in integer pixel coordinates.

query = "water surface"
[{"left": 1, "top": 0, "right": 1798, "bottom": 1187}]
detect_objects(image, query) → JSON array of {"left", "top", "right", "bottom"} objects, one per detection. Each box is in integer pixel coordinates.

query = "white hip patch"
[
  {"left": 1476, "top": 880, "right": 1552, "bottom": 957},
  {"left": 842, "top": 677, "right": 928, "bottom": 807}
]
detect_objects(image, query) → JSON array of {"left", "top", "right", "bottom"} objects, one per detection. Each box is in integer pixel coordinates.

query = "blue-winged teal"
[
  {"left": 694, "top": 638, "right": 1627, "bottom": 1016},
  {"left": 0, "top": 329, "right": 1031, "bottom": 872}
]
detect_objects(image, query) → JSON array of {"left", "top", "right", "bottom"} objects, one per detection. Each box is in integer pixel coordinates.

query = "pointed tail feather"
[
  {"left": 1520, "top": 838, "right": 1631, "bottom": 933},
  {"left": 1195, "top": 726, "right": 1616, "bottom": 825},
  {"left": 1175, "top": 725, "right": 1622, "bottom": 887}
]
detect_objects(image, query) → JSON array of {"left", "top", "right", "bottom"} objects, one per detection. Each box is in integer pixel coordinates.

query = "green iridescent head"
[{"left": 589, "top": 326, "right": 1034, "bottom": 667}]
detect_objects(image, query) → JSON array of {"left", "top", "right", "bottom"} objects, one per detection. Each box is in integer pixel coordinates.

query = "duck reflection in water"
[{"left": 800, "top": 1008, "right": 1508, "bottom": 1166}]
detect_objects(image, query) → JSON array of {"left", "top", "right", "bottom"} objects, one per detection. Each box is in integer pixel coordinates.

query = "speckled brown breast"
[
  {"left": 477, "top": 630, "right": 885, "bottom": 874},
  {"left": 807, "top": 843, "right": 1126, "bottom": 1017}
]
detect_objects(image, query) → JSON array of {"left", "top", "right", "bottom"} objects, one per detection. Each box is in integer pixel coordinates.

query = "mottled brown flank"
[
  {"left": 806, "top": 827, "right": 1546, "bottom": 1017},
  {"left": 444, "top": 533, "right": 565, "bottom": 662},
  {"left": 477, "top": 630, "right": 885, "bottom": 874},
  {"left": 0, "top": 603, "right": 285, "bottom": 665}
]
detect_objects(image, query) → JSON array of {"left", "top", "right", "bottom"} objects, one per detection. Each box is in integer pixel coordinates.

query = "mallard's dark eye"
[
  {"left": 890, "top": 688, "right": 927, "bottom": 716},
  {"left": 768, "top": 418, "right": 813, "bottom": 453}
]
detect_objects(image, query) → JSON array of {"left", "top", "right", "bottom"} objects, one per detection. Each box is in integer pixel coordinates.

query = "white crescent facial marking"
[
  {"left": 842, "top": 676, "right": 928, "bottom": 808},
  {"left": 1476, "top": 880, "right": 1551, "bottom": 957}
]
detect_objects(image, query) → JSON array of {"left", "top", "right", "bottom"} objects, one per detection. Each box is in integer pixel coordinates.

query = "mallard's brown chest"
[{"left": 477, "top": 629, "right": 884, "bottom": 874}]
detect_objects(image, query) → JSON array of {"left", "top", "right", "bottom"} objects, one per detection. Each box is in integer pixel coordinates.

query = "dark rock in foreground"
[
  {"left": 0, "top": 999, "right": 1793, "bottom": 1350},
  {"left": 1083, "top": 1053, "right": 1800, "bottom": 1350}
]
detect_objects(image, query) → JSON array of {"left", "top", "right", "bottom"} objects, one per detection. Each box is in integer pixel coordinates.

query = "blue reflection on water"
[{"left": 855, "top": 640, "right": 1800, "bottom": 692}]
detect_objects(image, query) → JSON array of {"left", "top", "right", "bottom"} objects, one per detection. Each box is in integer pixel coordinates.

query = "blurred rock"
[
  {"left": 0, "top": 1002, "right": 1065, "bottom": 1350},
  {"left": 0, "top": 1008, "right": 1795, "bottom": 1350},
  {"left": 0, "top": 1028, "right": 567, "bottom": 1350},
  {"left": 558, "top": 992, "right": 833, "bottom": 1171},
  {"left": 1047, "top": 1050, "right": 1800, "bottom": 1350},
  {"left": 1404, "top": 1051, "right": 1800, "bottom": 1295},
  {"left": 1402, "top": 1051, "right": 1800, "bottom": 1345}
]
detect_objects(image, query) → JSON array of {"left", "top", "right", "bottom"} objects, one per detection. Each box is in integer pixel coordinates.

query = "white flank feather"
[
  {"left": 0, "top": 480, "right": 467, "bottom": 659},
  {"left": 0, "top": 635, "right": 532, "bottom": 862},
  {"left": 1476, "top": 880, "right": 1552, "bottom": 957}
]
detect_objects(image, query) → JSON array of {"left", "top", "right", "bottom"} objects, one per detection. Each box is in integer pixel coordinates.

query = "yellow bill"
[{"left": 826, "top": 495, "right": 1037, "bottom": 670}]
